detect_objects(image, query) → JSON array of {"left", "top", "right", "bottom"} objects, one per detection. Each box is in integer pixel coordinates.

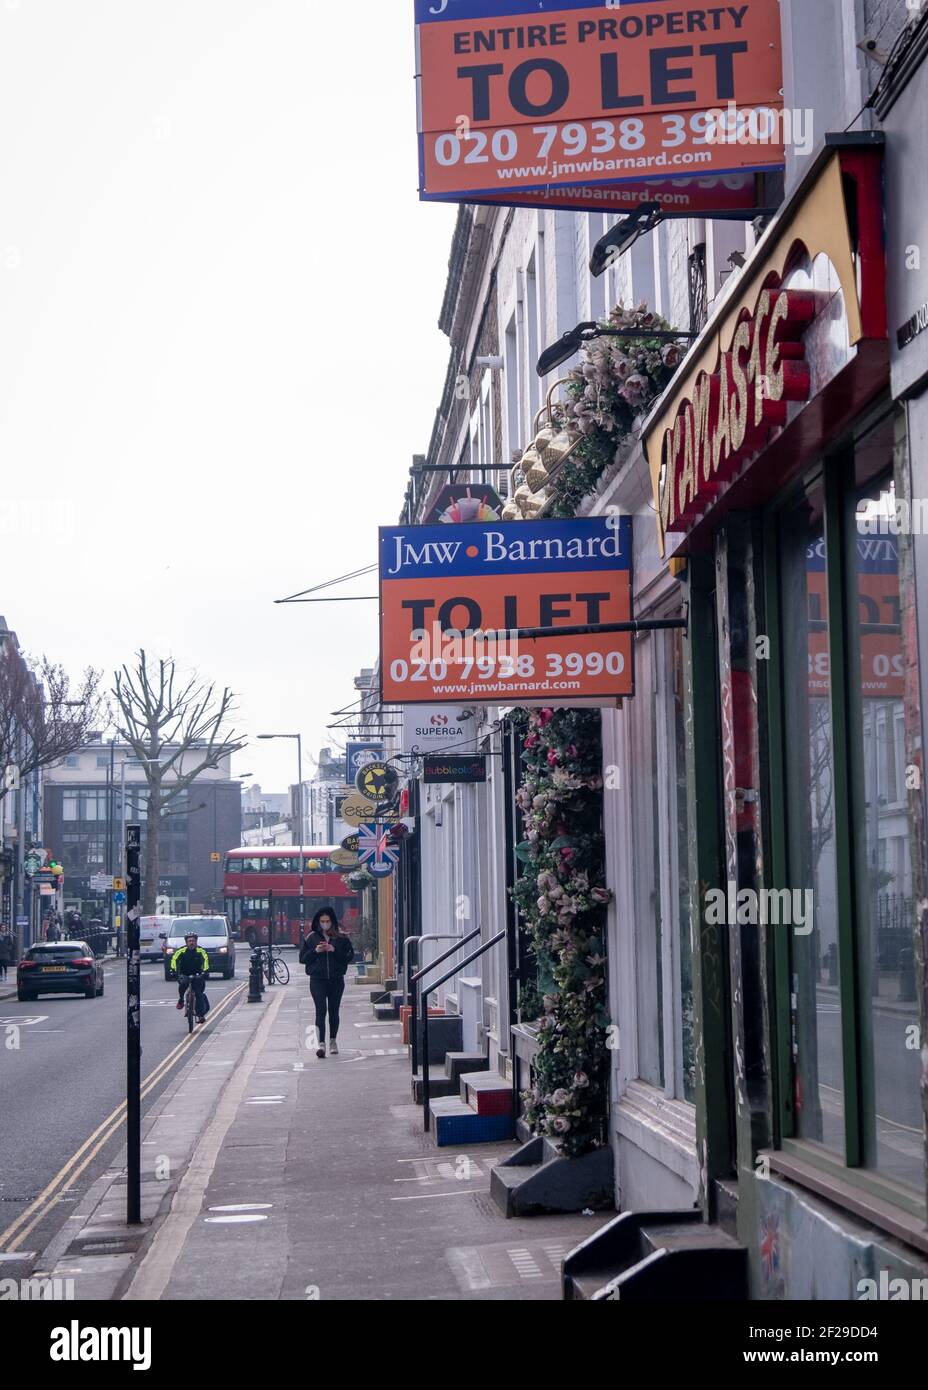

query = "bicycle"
[
  {"left": 178, "top": 973, "right": 206, "bottom": 1033},
  {"left": 261, "top": 946, "right": 290, "bottom": 986}
]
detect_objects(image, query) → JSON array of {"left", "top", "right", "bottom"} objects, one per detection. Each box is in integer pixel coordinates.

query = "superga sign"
[
  {"left": 379, "top": 517, "right": 633, "bottom": 705},
  {"left": 416, "top": 0, "right": 784, "bottom": 203},
  {"left": 658, "top": 286, "right": 813, "bottom": 536}
]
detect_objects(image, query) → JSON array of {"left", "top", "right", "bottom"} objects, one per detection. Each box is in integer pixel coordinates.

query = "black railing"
[
  {"left": 408, "top": 928, "right": 480, "bottom": 1076},
  {"left": 420, "top": 930, "right": 506, "bottom": 1132}
]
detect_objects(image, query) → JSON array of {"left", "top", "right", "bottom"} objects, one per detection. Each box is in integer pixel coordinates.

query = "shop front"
[{"left": 643, "top": 133, "right": 928, "bottom": 1296}]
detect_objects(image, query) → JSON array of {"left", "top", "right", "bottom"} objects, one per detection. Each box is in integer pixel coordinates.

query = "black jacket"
[{"left": 300, "top": 930, "right": 354, "bottom": 980}]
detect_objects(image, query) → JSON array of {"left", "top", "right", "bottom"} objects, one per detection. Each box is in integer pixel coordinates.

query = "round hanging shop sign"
[
  {"left": 330, "top": 849, "right": 360, "bottom": 869},
  {"left": 354, "top": 762, "right": 399, "bottom": 803}
]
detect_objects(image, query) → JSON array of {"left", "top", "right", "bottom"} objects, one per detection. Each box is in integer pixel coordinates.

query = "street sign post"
[{"left": 126, "top": 824, "right": 142, "bottom": 1226}]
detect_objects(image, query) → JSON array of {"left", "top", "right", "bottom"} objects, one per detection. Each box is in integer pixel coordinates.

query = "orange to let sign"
[
  {"left": 379, "top": 517, "right": 634, "bottom": 705},
  {"left": 416, "top": 0, "right": 785, "bottom": 200}
]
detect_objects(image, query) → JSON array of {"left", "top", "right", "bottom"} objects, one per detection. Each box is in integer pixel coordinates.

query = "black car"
[{"left": 17, "top": 941, "right": 106, "bottom": 1001}]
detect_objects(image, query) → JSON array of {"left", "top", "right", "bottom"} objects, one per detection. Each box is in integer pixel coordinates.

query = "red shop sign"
[{"left": 658, "top": 286, "right": 814, "bottom": 536}]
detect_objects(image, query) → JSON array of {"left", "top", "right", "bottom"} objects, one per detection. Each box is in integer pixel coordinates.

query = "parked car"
[
  {"left": 17, "top": 941, "right": 105, "bottom": 1001},
  {"left": 139, "top": 915, "right": 173, "bottom": 963},
  {"left": 163, "top": 915, "right": 236, "bottom": 981}
]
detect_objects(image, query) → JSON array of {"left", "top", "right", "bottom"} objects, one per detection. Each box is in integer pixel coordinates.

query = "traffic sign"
[
  {"left": 210, "top": 852, "right": 221, "bottom": 863},
  {"left": 114, "top": 891, "right": 127, "bottom": 905},
  {"left": 112, "top": 877, "right": 125, "bottom": 892},
  {"left": 90, "top": 874, "right": 114, "bottom": 892}
]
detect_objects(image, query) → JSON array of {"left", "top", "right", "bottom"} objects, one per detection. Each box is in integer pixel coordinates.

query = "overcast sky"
[{"left": 0, "top": 1, "right": 456, "bottom": 795}]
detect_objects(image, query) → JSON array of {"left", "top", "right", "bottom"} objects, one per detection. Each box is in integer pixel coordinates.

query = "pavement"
[{"left": 35, "top": 968, "right": 611, "bottom": 1302}]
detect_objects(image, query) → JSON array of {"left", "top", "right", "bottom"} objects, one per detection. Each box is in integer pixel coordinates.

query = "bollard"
[{"left": 247, "top": 948, "right": 265, "bottom": 1004}]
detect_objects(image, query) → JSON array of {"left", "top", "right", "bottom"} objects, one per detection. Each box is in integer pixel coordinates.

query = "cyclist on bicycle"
[{"left": 171, "top": 932, "right": 210, "bottom": 1024}]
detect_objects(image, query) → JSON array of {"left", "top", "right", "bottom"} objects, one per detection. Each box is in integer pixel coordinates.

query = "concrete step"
[
  {"left": 429, "top": 1097, "right": 515, "bottom": 1148},
  {"left": 460, "top": 1072, "right": 513, "bottom": 1115},
  {"left": 491, "top": 1136, "right": 614, "bottom": 1219},
  {"left": 374, "top": 1002, "right": 400, "bottom": 1021},
  {"left": 444, "top": 1051, "right": 489, "bottom": 1082},
  {"left": 411, "top": 1070, "right": 459, "bottom": 1104},
  {"left": 412, "top": 1014, "right": 463, "bottom": 1066},
  {"left": 369, "top": 987, "right": 390, "bottom": 1004},
  {"left": 562, "top": 1209, "right": 747, "bottom": 1300}
]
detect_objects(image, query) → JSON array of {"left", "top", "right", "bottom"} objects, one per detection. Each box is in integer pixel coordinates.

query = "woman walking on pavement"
[
  {"left": 0, "top": 925, "right": 14, "bottom": 982},
  {"left": 299, "top": 907, "right": 354, "bottom": 1059}
]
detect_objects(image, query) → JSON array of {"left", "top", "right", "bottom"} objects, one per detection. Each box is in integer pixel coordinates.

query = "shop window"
[
  {"left": 626, "top": 622, "right": 695, "bottom": 1102},
  {"left": 778, "top": 480, "right": 845, "bottom": 1156},
  {"left": 628, "top": 631, "right": 664, "bottom": 1087},
  {"left": 851, "top": 465, "right": 921, "bottom": 1192},
  {"left": 769, "top": 408, "right": 925, "bottom": 1213}
]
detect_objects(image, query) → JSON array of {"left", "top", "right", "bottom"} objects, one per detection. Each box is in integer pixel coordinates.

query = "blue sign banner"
[
  {"left": 415, "top": 0, "right": 627, "bottom": 21},
  {"left": 346, "top": 742, "right": 384, "bottom": 784},
  {"left": 380, "top": 516, "right": 632, "bottom": 582}
]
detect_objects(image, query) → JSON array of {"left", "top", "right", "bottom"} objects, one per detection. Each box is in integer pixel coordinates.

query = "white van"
[
  {"left": 163, "top": 915, "right": 236, "bottom": 981},
  {"left": 139, "top": 915, "right": 173, "bottom": 962}
]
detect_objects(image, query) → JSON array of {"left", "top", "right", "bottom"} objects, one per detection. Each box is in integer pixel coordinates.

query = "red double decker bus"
[{"left": 223, "top": 847, "right": 361, "bottom": 947}]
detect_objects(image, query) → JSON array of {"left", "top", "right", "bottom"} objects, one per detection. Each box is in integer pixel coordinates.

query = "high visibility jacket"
[{"left": 171, "top": 945, "right": 210, "bottom": 977}]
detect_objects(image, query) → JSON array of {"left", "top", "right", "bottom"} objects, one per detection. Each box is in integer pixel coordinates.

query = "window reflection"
[
  {"left": 854, "top": 470, "right": 921, "bottom": 1191},
  {"left": 781, "top": 485, "right": 844, "bottom": 1155}
]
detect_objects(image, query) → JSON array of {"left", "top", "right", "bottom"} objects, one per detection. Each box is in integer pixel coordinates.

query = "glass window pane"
[
  {"left": 852, "top": 464, "right": 922, "bottom": 1191},
  {"left": 780, "top": 483, "right": 844, "bottom": 1155},
  {"left": 670, "top": 626, "right": 695, "bottom": 1103},
  {"left": 630, "top": 633, "right": 664, "bottom": 1088}
]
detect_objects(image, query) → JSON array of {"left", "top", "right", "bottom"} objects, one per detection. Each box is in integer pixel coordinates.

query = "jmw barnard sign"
[
  {"left": 379, "top": 517, "right": 633, "bottom": 705},
  {"left": 416, "top": 0, "right": 784, "bottom": 203},
  {"left": 657, "top": 287, "right": 813, "bottom": 537}
]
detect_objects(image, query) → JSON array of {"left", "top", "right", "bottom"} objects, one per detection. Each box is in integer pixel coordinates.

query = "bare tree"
[
  {"left": 112, "top": 652, "right": 247, "bottom": 913},
  {"left": 0, "top": 638, "right": 105, "bottom": 802}
]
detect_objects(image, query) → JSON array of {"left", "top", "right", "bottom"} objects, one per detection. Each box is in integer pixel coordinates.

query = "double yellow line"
[{"left": 0, "top": 981, "right": 246, "bottom": 1254}]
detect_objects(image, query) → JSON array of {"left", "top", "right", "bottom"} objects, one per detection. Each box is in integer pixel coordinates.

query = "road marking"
[
  {"left": 390, "top": 1189, "right": 489, "bottom": 1202},
  {"left": 125, "top": 987, "right": 286, "bottom": 1300},
  {"left": 208, "top": 1204, "right": 273, "bottom": 1213},
  {"left": 0, "top": 982, "right": 247, "bottom": 1253},
  {"left": 204, "top": 1214, "right": 268, "bottom": 1224}
]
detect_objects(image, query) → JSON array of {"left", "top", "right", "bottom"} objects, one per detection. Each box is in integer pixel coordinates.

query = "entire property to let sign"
[{"left": 379, "top": 516, "right": 634, "bottom": 705}]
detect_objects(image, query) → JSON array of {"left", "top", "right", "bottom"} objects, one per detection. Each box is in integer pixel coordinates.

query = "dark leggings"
[{"left": 310, "top": 976, "right": 345, "bottom": 1042}]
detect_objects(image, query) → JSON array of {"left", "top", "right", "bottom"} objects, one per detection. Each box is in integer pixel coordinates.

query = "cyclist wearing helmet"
[{"left": 171, "top": 932, "right": 210, "bottom": 1024}]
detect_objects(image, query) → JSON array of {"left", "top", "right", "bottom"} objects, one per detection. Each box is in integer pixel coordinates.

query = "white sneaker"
[{"left": 329, "top": 1040, "right": 339, "bottom": 1055}]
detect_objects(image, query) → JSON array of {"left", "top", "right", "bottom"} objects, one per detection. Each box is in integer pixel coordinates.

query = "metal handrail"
[
  {"left": 421, "top": 930, "right": 506, "bottom": 1132},
  {"left": 410, "top": 927, "right": 481, "bottom": 984},
  {"left": 406, "top": 930, "right": 479, "bottom": 1076}
]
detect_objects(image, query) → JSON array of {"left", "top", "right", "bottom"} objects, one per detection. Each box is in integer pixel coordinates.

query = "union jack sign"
[{"left": 357, "top": 823, "right": 400, "bottom": 879}]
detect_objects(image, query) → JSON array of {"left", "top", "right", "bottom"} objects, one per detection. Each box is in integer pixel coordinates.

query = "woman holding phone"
[{"left": 300, "top": 907, "right": 355, "bottom": 1058}]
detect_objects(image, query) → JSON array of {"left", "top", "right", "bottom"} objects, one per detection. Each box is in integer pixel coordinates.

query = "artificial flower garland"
[
  {"left": 504, "top": 305, "right": 678, "bottom": 1155},
  {"left": 547, "top": 301, "right": 684, "bottom": 517},
  {"left": 511, "top": 706, "right": 612, "bottom": 1157}
]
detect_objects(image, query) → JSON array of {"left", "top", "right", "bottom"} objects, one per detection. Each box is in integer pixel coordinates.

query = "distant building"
[
  {"left": 297, "top": 748, "right": 351, "bottom": 845},
  {"left": 0, "top": 616, "right": 43, "bottom": 947},
  {"left": 242, "top": 784, "right": 290, "bottom": 837},
  {"left": 43, "top": 736, "right": 243, "bottom": 916}
]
